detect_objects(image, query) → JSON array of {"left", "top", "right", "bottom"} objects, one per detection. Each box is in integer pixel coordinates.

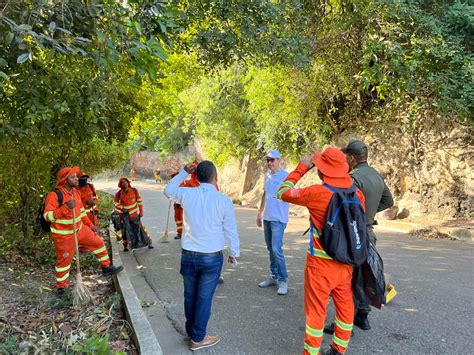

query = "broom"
[
  {"left": 71, "top": 202, "right": 93, "bottom": 309},
  {"left": 159, "top": 200, "right": 172, "bottom": 243}
]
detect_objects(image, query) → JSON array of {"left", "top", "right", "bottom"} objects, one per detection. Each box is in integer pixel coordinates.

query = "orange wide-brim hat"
[
  {"left": 312, "top": 147, "right": 350, "bottom": 178},
  {"left": 56, "top": 166, "right": 80, "bottom": 187}
]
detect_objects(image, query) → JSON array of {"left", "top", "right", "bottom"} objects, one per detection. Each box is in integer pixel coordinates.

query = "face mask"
[{"left": 78, "top": 178, "right": 88, "bottom": 187}]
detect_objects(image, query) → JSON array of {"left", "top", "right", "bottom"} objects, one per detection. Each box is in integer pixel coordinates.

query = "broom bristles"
[
  {"left": 72, "top": 273, "right": 93, "bottom": 309},
  {"left": 159, "top": 231, "right": 169, "bottom": 243}
]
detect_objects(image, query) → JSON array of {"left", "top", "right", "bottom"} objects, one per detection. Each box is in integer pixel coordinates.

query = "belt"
[{"left": 182, "top": 249, "right": 222, "bottom": 257}]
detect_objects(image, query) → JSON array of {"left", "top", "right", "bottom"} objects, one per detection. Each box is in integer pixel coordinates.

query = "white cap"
[{"left": 265, "top": 149, "right": 281, "bottom": 159}]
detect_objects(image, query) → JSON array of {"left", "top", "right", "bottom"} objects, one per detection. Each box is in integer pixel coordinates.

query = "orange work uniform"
[
  {"left": 77, "top": 183, "right": 99, "bottom": 226},
  {"left": 113, "top": 186, "right": 143, "bottom": 220},
  {"left": 278, "top": 161, "right": 365, "bottom": 354},
  {"left": 44, "top": 169, "right": 111, "bottom": 289}
]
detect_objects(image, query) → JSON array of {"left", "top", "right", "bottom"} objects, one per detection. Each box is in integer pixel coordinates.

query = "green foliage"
[
  {"left": 176, "top": 0, "right": 310, "bottom": 68},
  {"left": 71, "top": 333, "right": 112, "bottom": 354}
]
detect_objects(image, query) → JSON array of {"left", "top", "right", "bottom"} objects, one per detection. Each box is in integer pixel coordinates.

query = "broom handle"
[
  {"left": 72, "top": 201, "right": 81, "bottom": 274},
  {"left": 165, "top": 200, "right": 171, "bottom": 232}
]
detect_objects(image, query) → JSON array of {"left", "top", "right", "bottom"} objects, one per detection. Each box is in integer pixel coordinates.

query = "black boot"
[
  {"left": 354, "top": 314, "right": 371, "bottom": 330},
  {"left": 174, "top": 233, "right": 182, "bottom": 240},
  {"left": 324, "top": 323, "right": 354, "bottom": 336},
  {"left": 102, "top": 265, "right": 124, "bottom": 276},
  {"left": 322, "top": 346, "right": 343, "bottom": 355},
  {"left": 324, "top": 323, "right": 335, "bottom": 334}
]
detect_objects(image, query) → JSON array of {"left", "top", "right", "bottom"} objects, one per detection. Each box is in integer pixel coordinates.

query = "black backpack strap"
[
  {"left": 132, "top": 187, "right": 138, "bottom": 199},
  {"left": 88, "top": 183, "right": 97, "bottom": 196},
  {"left": 54, "top": 188, "right": 63, "bottom": 206}
]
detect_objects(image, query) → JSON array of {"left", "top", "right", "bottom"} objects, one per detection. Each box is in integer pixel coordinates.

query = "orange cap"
[
  {"left": 312, "top": 147, "right": 349, "bottom": 178},
  {"left": 56, "top": 166, "right": 80, "bottom": 187}
]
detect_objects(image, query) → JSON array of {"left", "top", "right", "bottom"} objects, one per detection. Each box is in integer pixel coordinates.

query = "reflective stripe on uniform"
[
  {"left": 276, "top": 181, "right": 295, "bottom": 199},
  {"left": 335, "top": 318, "right": 353, "bottom": 331},
  {"left": 54, "top": 216, "right": 82, "bottom": 225},
  {"left": 55, "top": 264, "right": 71, "bottom": 272},
  {"left": 56, "top": 273, "right": 70, "bottom": 282},
  {"left": 92, "top": 246, "right": 106, "bottom": 255},
  {"left": 333, "top": 335, "right": 349, "bottom": 348},
  {"left": 97, "top": 255, "right": 109, "bottom": 262},
  {"left": 50, "top": 223, "right": 82, "bottom": 235},
  {"left": 45, "top": 210, "right": 55, "bottom": 222},
  {"left": 305, "top": 324, "right": 323, "bottom": 338},
  {"left": 306, "top": 247, "right": 332, "bottom": 260},
  {"left": 127, "top": 207, "right": 138, "bottom": 215},
  {"left": 124, "top": 203, "right": 138, "bottom": 210},
  {"left": 303, "top": 343, "right": 320, "bottom": 354}
]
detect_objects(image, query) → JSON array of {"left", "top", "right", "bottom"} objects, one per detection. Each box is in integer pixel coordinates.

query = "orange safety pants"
[
  {"left": 86, "top": 211, "right": 99, "bottom": 227},
  {"left": 174, "top": 203, "right": 183, "bottom": 234},
  {"left": 52, "top": 225, "right": 110, "bottom": 289},
  {"left": 303, "top": 258, "right": 354, "bottom": 354}
]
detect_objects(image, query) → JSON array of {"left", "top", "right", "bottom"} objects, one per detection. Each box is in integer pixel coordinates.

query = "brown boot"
[{"left": 190, "top": 335, "right": 220, "bottom": 351}]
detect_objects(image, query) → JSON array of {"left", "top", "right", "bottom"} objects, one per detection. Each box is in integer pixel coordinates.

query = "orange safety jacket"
[
  {"left": 44, "top": 187, "right": 94, "bottom": 238},
  {"left": 277, "top": 163, "right": 366, "bottom": 265},
  {"left": 77, "top": 183, "right": 98, "bottom": 219},
  {"left": 114, "top": 187, "right": 143, "bottom": 219}
]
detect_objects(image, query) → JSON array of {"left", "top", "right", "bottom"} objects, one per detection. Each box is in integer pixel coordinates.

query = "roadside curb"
[{"left": 109, "top": 226, "right": 163, "bottom": 355}]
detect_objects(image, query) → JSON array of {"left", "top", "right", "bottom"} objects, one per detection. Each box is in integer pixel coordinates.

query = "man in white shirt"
[
  {"left": 164, "top": 160, "right": 240, "bottom": 351},
  {"left": 256, "top": 149, "right": 290, "bottom": 295}
]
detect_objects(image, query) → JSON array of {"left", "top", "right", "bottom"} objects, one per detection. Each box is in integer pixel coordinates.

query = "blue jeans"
[
  {"left": 180, "top": 252, "right": 223, "bottom": 342},
  {"left": 263, "top": 220, "right": 288, "bottom": 282}
]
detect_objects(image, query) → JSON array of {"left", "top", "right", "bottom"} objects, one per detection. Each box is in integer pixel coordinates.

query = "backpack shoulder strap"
[
  {"left": 88, "top": 183, "right": 97, "bottom": 196},
  {"left": 117, "top": 189, "right": 121, "bottom": 200},
  {"left": 54, "top": 188, "right": 63, "bottom": 206},
  {"left": 132, "top": 187, "right": 138, "bottom": 199}
]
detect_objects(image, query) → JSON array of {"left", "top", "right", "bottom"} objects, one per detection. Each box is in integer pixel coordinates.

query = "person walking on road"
[
  {"left": 323, "top": 140, "right": 394, "bottom": 333},
  {"left": 44, "top": 166, "right": 123, "bottom": 294},
  {"left": 257, "top": 149, "right": 290, "bottom": 295},
  {"left": 277, "top": 147, "right": 366, "bottom": 355},
  {"left": 164, "top": 160, "right": 240, "bottom": 351}
]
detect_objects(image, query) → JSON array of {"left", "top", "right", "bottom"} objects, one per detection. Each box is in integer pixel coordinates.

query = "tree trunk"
[{"left": 20, "top": 186, "right": 29, "bottom": 238}]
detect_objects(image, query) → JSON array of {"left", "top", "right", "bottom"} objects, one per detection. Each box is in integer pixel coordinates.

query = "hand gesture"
[
  {"left": 66, "top": 199, "right": 76, "bottom": 209},
  {"left": 300, "top": 155, "right": 314, "bottom": 169},
  {"left": 256, "top": 211, "right": 263, "bottom": 227},
  {"left": 184, "top": 162, "right": 196, "bottom": 174}
]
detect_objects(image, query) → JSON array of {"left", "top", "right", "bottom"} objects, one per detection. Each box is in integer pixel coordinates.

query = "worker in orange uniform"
[
  {"left": 77, "top": 173, "right": 99, "bottom": 227},
  {"left": 170, "top": 161, "right": 200, "bottom": 240},
  {"left": 276, "top": 147, "right": 366, "bottom": 355},
  {"left": 114, "top": 177, "right": 153, "bottom": 251},
  {"left": 44, "top": 166, "right": 123, "bottom": 295},
  {"left": 131, "top": 165, "right": 136, "bottom": 181}
]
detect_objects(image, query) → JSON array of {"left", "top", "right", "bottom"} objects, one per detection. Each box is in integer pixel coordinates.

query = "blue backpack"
[{"left": 309, "top": 184, "right": 368, "bottom": 267}]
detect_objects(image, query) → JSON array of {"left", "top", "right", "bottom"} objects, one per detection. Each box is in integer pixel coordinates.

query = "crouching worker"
[
  {"left": 44, "top": 166, "right": 123, "bottom": 295},
  {"left": 114, "top": 177, "right": 153, "bottom": 251},
  {"left": 277, "top": 148, "right": 366, "bottom": 355}
]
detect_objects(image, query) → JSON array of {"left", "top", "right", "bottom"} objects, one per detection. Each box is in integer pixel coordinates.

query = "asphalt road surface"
[{"left": 97, "top": 180, "right": 473, "bottom": 354}]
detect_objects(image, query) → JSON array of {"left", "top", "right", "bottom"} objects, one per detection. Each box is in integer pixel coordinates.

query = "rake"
[{"left": 71, "top": 203, "right": 93, "bottom": 309}]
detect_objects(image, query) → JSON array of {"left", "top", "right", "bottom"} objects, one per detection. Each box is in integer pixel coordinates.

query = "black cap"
[{"left": 341, "top": 139, "right": 367, "bottom": 155}]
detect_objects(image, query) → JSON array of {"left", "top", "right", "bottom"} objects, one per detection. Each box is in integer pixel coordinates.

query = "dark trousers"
[
  {"left": 180, "top": 252, "right": 223, "bottom": 342},
  {"left": 356, "top": 227, "right": 377, "bottom": 317}
]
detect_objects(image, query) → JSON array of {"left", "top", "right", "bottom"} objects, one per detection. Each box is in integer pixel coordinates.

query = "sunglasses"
[{"left": 266, "top": 158, "right": 276, "bottom": 163}]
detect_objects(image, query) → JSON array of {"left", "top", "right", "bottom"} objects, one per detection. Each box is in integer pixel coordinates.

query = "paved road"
[{"left": 98, "top": 180, "right": 473, "bottom": 354}]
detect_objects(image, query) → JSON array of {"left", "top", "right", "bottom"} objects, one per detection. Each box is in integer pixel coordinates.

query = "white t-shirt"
[{"left": 263, "top": 169, "right": 289, "bottom": 224}]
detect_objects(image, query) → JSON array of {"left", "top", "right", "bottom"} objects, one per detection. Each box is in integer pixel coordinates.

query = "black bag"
[
  {"left": 110, "top": 210, "right": 121, "bottom": 231},
  {"left": 313, "top": 184, "right": 368, "bottom": 267},
  {"left": 352, "top": 241, "right": 386, "bottom": 309},
  {"left": 37, "top": 189, "right": 63, "bottom": 232}
]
